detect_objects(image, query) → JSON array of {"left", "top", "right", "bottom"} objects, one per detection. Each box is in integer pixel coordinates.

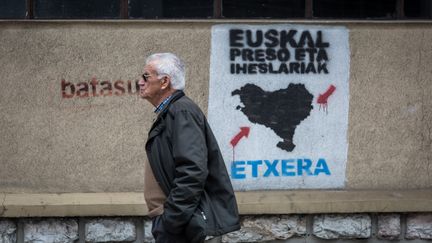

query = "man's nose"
[{"left": 138, "top": 79, "right": 145, "bottom": 86}]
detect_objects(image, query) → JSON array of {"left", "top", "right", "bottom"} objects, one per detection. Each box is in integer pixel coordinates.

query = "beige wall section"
[
  {"left": 0, "top": 21, "right": 431, "bottom": 214},
  {"left": 347, "top": 24, "right": 432, "bottom": 189},
  {"left": 0, "top": 22, "right": 211, "bottom": 193}
]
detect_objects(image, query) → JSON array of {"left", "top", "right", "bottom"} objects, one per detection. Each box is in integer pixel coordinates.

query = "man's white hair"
[{"left": 145, "top": 53, "right": 185, "bottom": 90}]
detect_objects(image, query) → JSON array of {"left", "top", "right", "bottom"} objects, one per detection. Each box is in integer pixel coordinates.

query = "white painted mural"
[{"left": 208, "top": 24, "right": 350, "bottom": 190}]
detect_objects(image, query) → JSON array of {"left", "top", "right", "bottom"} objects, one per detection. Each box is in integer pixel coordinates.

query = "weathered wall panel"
[
  {"left": 346, "top": 25, "right": 432, "bottom": 189},
  {"left": 0, "top": 22, "right": 211, "bottom": 193},
  {"left": 0, "top": 22, "right": 431, "bottom": 212}
]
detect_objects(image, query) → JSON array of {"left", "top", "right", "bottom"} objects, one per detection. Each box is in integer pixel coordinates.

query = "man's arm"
[{"left": 161, "top": 109, "right": 208, "bottom": 234}]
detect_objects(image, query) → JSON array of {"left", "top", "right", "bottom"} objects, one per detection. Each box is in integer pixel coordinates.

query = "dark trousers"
[{"left": 152, "top": 215, "right": 198, "bottom": 243}]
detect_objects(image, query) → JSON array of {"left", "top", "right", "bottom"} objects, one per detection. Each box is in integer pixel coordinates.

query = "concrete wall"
[
  {"left": 0, "top": 21, "right": 431, "bottom": 214},
  {"left": 0, "top": 21, "right": 212, "bottom": 193},
  {"left": 347, "top": 23, "right": 432, "bottom": 189}
]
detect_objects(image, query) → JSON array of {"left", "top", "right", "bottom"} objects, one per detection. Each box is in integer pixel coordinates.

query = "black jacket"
[{"left": 145, "top": 90, "right": 240, "bottom": 242}]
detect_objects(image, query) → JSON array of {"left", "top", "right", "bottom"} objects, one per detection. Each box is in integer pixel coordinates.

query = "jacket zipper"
[{"left": 201, "top": 211, "right": 207, "bottom": 221}]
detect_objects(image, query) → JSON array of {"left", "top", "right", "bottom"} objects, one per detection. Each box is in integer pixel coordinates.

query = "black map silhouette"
[{"left": 232, "top": 83, "right": 313, "bottom": 152}]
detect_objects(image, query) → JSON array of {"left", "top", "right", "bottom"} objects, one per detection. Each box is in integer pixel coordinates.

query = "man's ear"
[{"left": 161, "top": 76, "right": 171, "bottom": 90}]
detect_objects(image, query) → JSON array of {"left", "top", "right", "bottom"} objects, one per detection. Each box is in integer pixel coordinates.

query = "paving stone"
[
  {"left": 406, "top": 213, "right": 432, "bottom": 239},
  {"left": 24, "top": 218, "right": 78, "bottom": 243},
  {"left": 222, "top": 215, "right": 306, "bottom": 242},
  {"left": 377, "top": 214, "right": 401, "bottom": 240},
  {"left": 0, "top": 220, "right": 16, "bottom": 243},
  {"left": 313, "top": 214, "right": 371, "bottom": 239},
  {"left": 143, "top": 219, "right": 154, "bottom": 243},
  {"left": 85, "top": 218, "right": 135, "bottom": 242}
]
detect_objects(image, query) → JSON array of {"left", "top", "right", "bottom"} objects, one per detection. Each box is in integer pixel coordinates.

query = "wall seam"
[
  {"left": 78, "top": 217, "right": 86, "bottom": 243},
  {"left": 16, "top": 219, "right": 24, "bottom": 243},
  {"left": 134, "top": 217, "right": 144, "bottom": 243},
  {"left": 401, "top": 213, "right": 407, "bottom": 240}
]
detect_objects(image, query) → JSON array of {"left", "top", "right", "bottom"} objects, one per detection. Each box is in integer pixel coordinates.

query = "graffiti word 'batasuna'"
[
  {"left": 61, "top": 78, "right": 139, "bottom": 98},
  {"left": 231, "top": 158, "right": 331, "bottom": 179}
]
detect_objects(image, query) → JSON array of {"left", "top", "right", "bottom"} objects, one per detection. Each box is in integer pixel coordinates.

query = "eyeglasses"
[{"left": 142, "top": 73, "right": 151, "bottom": 82}]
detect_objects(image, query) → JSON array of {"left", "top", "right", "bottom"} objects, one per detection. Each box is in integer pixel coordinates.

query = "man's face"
[{"left": 138, "top": 63, "right": 163, "bottom": 104}]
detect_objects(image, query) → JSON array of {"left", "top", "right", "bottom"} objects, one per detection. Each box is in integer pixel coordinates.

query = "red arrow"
[
  {"left": 230, "top": 127, "right": 250, "bottom": 147},
  {"left": 317, "top": 85, "right": 336, "bottom": 105}
]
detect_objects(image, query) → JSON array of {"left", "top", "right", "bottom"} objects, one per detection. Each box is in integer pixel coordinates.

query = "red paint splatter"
[
  {"left": 230, "top": 127, "right": 250, "bottom": 162},
  {"left": 230, "top": 127, "right": 250, "bottom": 147},
  {"left": 317, "top": 85, "right": 336, "bottom": 114}
]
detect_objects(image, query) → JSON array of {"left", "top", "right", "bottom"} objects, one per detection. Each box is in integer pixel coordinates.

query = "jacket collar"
[
  {"left": 155, "top": 90, "right": 185, "bottom": 117},
  {"left": 148, "top": 90, "right": 185, "bottom": 139}
]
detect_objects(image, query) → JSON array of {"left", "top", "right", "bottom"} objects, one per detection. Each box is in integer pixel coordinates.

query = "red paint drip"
[
  {"left": 230, "top": 127, "right": 250, "bottom": 163},
  {"left": 317, "top": 85, "right": 336, "bottom": 114},
  {"left": 230, "top": 127, "right": 250, "bottom": 147}
]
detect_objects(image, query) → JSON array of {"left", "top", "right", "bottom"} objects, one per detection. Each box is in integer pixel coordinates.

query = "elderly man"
[{"left": 139, "top": 53, "right": 240, "bottom": 243}]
